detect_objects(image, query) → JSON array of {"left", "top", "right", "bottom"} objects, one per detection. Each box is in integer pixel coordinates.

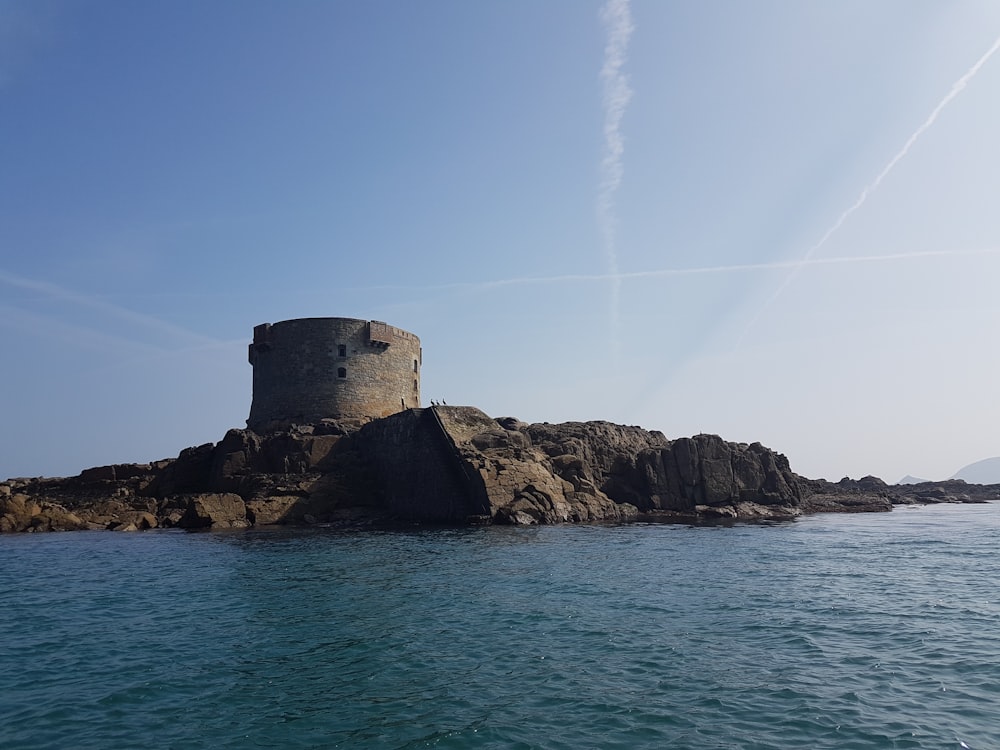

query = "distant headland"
[{"left": 3, "top": 317, "right": 997, "bottom": 532}]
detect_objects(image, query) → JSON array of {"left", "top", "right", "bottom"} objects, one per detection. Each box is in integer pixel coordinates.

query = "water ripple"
[{"left": 2, "top": 505, "right": 1000, "bottom": 748}]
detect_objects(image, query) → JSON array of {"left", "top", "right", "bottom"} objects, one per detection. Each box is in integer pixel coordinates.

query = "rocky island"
[{"left": 3, "top": 317, "right": 997, "bottom": 532}]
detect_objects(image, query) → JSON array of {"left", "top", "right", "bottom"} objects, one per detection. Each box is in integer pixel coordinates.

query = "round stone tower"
[{"left": 247, "top": 317, "right": 421, "bottom": 431}]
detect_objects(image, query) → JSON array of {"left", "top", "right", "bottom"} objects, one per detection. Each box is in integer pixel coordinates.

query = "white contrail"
[
  {"left": 742, "top": 33, "right": 1000, "bottom": 339},
  {"left": 598, "top": 0, "right": 633, "bottom": 364},
  {"left": 358, "top": 245, "right": 1000, "bottom": 292}
]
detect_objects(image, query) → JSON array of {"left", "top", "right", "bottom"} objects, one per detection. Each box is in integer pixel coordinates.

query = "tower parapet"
[{"left": 247, "top": 317, "right": 421, "bottom": 431}]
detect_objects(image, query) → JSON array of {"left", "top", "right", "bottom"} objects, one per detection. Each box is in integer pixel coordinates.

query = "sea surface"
[{"left": 2, "top": 504, "right": 999, "bottom": 749}]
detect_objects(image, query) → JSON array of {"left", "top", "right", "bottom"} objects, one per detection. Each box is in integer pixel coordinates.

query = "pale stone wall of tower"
[{"left": 247, "top": 317, "right": 421, "bottom": 431}]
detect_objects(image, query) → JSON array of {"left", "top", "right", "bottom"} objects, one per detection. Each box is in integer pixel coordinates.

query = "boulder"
[
  {"left": 147, "top": 443, "right": 216, "bottom": 496},
  {"left": 245, "top": 495, "right": 303, "bottom": 525},
  {"left": 0, "top": 492, "right": 91, "bottom": 532},
  {"left": 177, "top": 493, "right": 249, "bottom": 529},
  {"left": 116, "top": 511, "right": 158, "bottom": 530},
  {"left": 78, "top": 465, "right": 117, "bottom": 483}
]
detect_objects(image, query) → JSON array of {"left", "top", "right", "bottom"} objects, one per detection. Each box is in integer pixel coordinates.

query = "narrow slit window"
[
  {"left": 338, "top": 367, "right": 347, "bottom": 379},
  {"left": 413, "top": 359, "right": 418, "bottom": 372},
  {"left": 413, "top": 379, "right": 418, "bottom": 390}
]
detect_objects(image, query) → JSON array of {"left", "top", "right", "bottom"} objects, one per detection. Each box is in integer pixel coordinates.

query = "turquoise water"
[{"left": 2, "top": 505, "right": 1000, "bottom": 749}]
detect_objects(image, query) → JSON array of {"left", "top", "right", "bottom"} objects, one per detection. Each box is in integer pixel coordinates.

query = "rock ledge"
[{"left": 4, "top": 407, "right": 996, "bottom": 532}]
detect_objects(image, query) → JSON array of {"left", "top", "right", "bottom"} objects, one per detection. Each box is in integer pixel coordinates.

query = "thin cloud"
[
  {"left": 0, "top": 304, "right": 165, "bottom": 355},
  {"left": 598, "top": 0, "right": 633, "bottom": 364},
  {"left": 740, "top": 33, "right": 1000, "bottom": 340},
  {"left": 0, "top": 268, "right": 222, "bottom": 349},
  {"left": 358, "top": 246, "right": 1000, "bottom": 293}
]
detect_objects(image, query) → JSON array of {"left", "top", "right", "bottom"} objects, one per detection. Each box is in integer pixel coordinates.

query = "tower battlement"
[{"left": 247, "top": 317, "right": 421, "bottom": 431}]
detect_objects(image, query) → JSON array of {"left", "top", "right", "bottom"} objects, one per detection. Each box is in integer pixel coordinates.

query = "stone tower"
[{"left": 247, "top": 317, "right": 421, "bottom": 431}]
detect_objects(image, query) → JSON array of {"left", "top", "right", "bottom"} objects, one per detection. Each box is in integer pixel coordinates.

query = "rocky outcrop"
[
  {"left": 352, "top": 408, "right": 487, "bottom": 523},
  {"left": 524, "top": 428, "right": 803, "bottom": 518},
  {"left": 795, "top": 475, "right": 1000, "bottom": 513},
  {"left": 351, "top": 409, "right": 668, "bottom": 524},
  {"left": 4, "top": 406, "right": 996, "bottom": 533},
  {"left": 889, "top": 479, "right": 997, "bottom": 506},
  {"left": 0, "top": 489, "right": 89, "bottom": 532},
  {"left": 0, "top": 418, "right": 386, "bottom": 532},
  {"left": 177, "top": 493, "right": 250, "bottom": 529},
  {"left": 352, "top": 409, "right": 804, "bottom": 524},
  {"left": 435, "top": 409, "right": 640, "bottom": 525},
  {"left": 798, "top": 476, "right": 894, "bottom": 514}
]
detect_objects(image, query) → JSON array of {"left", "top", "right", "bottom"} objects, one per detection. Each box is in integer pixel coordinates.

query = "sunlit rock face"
[{"left": 9, "top": 406, "right": 997, "bottom": 533}]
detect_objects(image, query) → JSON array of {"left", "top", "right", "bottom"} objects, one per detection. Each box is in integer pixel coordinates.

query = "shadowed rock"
[
  {"left": 4, "top": 406, "right": 997, "bottom": 533},
  {"left": 177, "top": 493, "right": 249, "bottom": 529}
]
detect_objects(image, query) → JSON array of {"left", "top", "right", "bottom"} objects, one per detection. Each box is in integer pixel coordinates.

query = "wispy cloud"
[
  {"left": 0, "top": 268, "right": 222, "bottom": 350},
  {"left": 740, "top": 33, "right": 1000, "bottom": 340},
  {"left": 357, "top": 246, "right": 1000, "bottom": 293},
  {"left": 598, "top": 0, "right": 633, "bottom": 364}
]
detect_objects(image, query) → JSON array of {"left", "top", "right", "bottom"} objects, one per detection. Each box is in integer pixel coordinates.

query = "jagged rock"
[
  {"left": 0, "top": 492, "right": 89, "bottom": 532},
  {"left": 177, "top": 493, "right": 249, "bottom": 529},
  {"left": 890, "top": 480, "right": 990, "bottom": 505},
  {"left": 79, "top": 465, "right": 116, "bottom": 483},
  {"left": 797, "top": 474, "right": 1000, "bottom": 511},
  {"left": 209, "top": 428, "right": 351, "bottom": 495},
  {"left": 0, "top": 410, "right": 847, "bottom": 530},
  {"left": 520, "top": 430, "right": 801, "bottom": 515},
  {"left": 76, "top": 464, "right": 152, "bottom": 484},
  {"left": 354, "top": 408, "right": 488, "bottom": 522},
  {"left": 157, "top": 497, "right": 187, "bottom": 527},
  {"left": 496, "top": 416, "right": 526, "bottom": 431},
  {"left": 148, "top": 444, "right": 215, "bottom": 497},
  {"left": 0, "top": 493, "right": 31, "bottom": 532},
  {"left": 526, "top": 421, "right": 670, "bottom": 486},
  {"left": 696, "top": 502, "right": 801, "bottom": 520},
  {"left": 799, "top": 478, "right": 893, "bottom": 513},
  {"left": 209, "top": 429, "right": 264, "bottom": 492},
  {"left": 245, "top": 495, "right": 303, "bottom": 525},
  {"left": 8, "top": 405, "right": 997, "bottom": 533},
  {"left": 357, "top": 408, "right": 686, "bottom": 524},
  {"left": 836, "top": 475, "right": 888, "bottom": 491},
  {"left": 108, "top": 511, "right": 158, "bottom": 531}
]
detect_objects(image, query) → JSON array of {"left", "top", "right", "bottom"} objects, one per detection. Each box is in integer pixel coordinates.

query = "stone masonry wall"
[{"left": 247, "top": 317, "right": 421, "bottom": 431}]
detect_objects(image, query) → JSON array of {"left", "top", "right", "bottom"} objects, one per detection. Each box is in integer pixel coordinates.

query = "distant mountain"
[
  {"left": 951, "top": 457, "right": 1000, "bottom": 485},
  {"left": 898, "top": 475, "right": 930, "bottom": 485}
]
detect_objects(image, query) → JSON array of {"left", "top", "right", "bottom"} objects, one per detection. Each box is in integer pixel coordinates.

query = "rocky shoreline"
[{"left": 2, "top": 406, "right": 997, "bottom": 533}]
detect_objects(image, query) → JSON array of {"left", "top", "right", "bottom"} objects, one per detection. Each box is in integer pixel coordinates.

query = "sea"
[{"left": 2, "top": 503, "right": 999, "bottom": 749}]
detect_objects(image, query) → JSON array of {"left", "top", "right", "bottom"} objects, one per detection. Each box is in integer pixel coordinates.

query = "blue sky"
[{"left": 3, "top": 0, "right": 999, "bottom": 483}]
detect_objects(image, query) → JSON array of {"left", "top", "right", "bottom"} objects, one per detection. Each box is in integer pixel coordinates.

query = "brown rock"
[
  {"left": 245, "top": 495, "right": 302, "bottom": 525},
  {"left": 78, "top": 465, "right": 117, "bottom": 483},
  {"left": 177, "top": 493, "right": 249, "bottom": 529}
]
